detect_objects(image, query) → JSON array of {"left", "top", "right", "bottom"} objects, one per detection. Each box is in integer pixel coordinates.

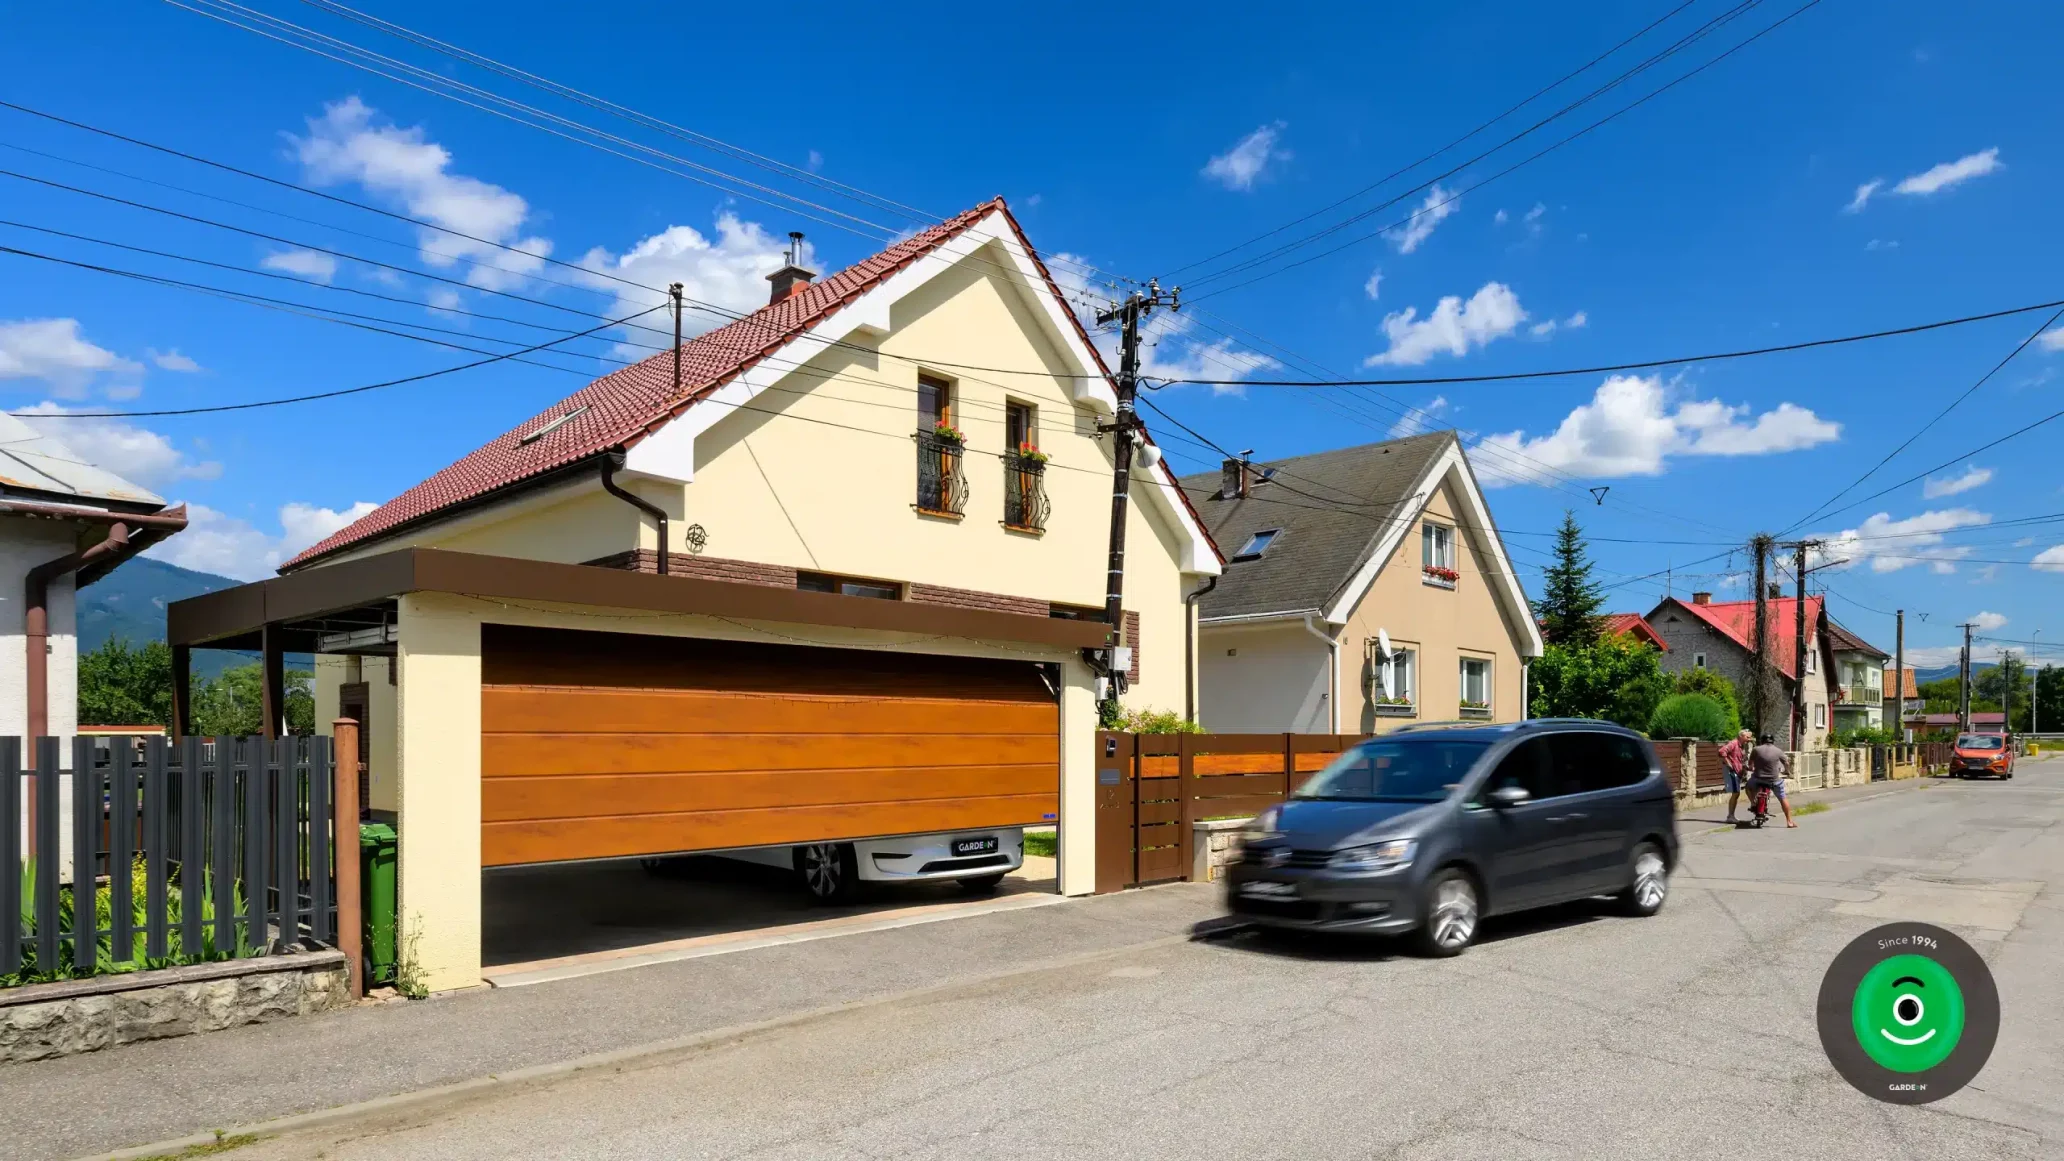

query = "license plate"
[
  {"left": 953, "top": 836, "right": 998, "bottom": 856},
  {"left": 1240, "top": 881, "right": 1299, "bottom": 899}
]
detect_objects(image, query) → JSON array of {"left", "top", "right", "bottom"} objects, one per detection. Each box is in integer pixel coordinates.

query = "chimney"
[
  {"left": 1768, "top": 583, "right": 1783, "bottom": 600},
  {"left": 765, "top": 231, "right": 815, "bottom": 304},
  {"left": 1219, "top": 449, "right": 1256, "bottom": 500},
  {"left": 1691, "top": 591, "right": 1711, "bottom": 606}
]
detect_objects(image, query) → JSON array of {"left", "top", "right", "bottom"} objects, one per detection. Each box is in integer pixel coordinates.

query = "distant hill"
[
  {"left": 1915, "top": 661, "right": 1995, "bottom": 684},
  {"left": 78, "top": 558, "right": 309, "bottom": 678}
]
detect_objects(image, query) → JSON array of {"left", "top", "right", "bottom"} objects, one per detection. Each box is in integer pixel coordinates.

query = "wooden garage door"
[{"left": 480, "top": 624, "right": 1060, "bottom": 866}]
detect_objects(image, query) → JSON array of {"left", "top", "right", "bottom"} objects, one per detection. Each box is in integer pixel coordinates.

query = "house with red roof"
[
  {"left": 166, "top": 199, "right": 1221, "bottom": 991},
  {"left": 1601, "top": 613, "right": 1667, "bottom": 651},
  {"left": 1645, "top": 590, "right": 1841, "bottom": 749}
]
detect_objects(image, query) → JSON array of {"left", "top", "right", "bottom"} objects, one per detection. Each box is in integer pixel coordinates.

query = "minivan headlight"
[{"left": 1331, "top": 839, "right": 1417, "bottom": 873}]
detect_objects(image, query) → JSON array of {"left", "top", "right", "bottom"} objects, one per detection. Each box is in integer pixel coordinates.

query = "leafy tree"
[
  {"left": 191, "top": 662, "right": 314, "bottom": 736},
  {"left": 1833, "top": 726, "right": 1898, "bottom": 747},
  {"left": 1669, "top": 666, "right": 1741, "bottom": 731},
  {"left": 78, "top": 637, "right": 175, "bottom": 729},
  {"left": 1528, "top": 634, "right": 1670, "bottom": 731},
  {"left": 1917, "top": 676, "right": 1961, "bottom": 713},
  {"left": 1537, "top": 510, "right": 1604, "bottom": 647},
  {"left": 1648, "top": 693, "right": 1734, "bottom": 742}
]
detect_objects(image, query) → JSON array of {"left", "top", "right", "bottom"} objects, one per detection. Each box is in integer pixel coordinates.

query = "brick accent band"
[
  {"left": 906, "top": 582, "right": 1048, "bottom": 617},
  {"left": 584, "top": 550, "right": 797, "bottom": 588}
]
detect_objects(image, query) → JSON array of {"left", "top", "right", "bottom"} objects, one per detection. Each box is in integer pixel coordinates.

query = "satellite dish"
[
  {"left": 1377, "top": 628, "right": 1393, "bottom": 658},
  {"left": 1376, "top": 628, "right": 1395, "bottom": 699}
]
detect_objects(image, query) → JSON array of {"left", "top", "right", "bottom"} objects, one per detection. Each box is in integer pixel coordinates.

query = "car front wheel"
[
  {"left": 796, "top": 842, "right": 859, "bottom": 903},
  {"left": 1412, "top": 868, "right": 1479, "bottom": 958},
  {"left": 1617, "top": 841, "right": 1669, "bottom": 917}
]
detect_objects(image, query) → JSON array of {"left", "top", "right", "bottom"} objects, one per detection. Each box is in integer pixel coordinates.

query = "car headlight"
[
  {"left": 1330, "top": 839, "right": 1417, "bottom": 873},
  {"left": 1237, "top": 808, "right": 1284, "bottom": 851}
]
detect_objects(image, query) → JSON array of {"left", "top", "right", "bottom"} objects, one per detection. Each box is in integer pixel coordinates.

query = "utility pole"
[
  {"left": 1750, "top": 535, "right": 1773, "bottom": 738},
  {"left": 670, "top": 282, "right": 684, "bottom": 393},
  {"left": 1792, "top": 540, "right": 1815, "bottom": 748},
  {"left": 2001, "top": 649, "right": 2012, "bottom": 739},
  {"left": 1957, "top": 622, "right": 1975, "bottom": 732},
  {"left": 1892, "top": 609, "right": 1904, "bottom": 742},
  {"left": 1094, "top": 278, "right": 1179, "bottom": 715}
]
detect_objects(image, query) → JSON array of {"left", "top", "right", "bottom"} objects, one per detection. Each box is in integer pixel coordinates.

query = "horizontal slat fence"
[
  {"left": 1097, "top": 731, "right": 1368, "bottom": 891},
  {"left": 2, "top": 735, "right": 335, "bottom": 985}
]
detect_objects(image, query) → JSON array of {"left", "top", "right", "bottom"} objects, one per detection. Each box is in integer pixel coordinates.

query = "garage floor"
[{"left": 482, "top": 853, "right": 1060, "bottom": 970}]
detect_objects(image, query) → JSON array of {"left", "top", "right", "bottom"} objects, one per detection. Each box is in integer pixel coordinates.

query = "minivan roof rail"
[
  {"left": 1515, "top": 717, "right": 1609, "bottom": 728},
  {"left": 1389, "top": 720, "right": 1496, "bottom": 732}
]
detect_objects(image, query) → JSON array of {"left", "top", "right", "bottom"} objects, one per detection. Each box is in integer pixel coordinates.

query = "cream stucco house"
[
  {"left": 1185, "top": 432, "right": 1542, "bottom": 734},
  {"left": 166, "top": 199, "right": 1220, "bottom": 991}
]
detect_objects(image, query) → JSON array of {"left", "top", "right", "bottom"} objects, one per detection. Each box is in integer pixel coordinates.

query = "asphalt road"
[{"left": 221, "top": 764, "right": 2064, "bottom": 1160}]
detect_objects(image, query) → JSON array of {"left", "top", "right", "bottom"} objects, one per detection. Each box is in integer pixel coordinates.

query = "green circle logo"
[
  {"left": 1851, "top": 953, "right": 1964, "bottom": 1072},
  {"left": 1817, "top": 923, "right": 2000, "bottom": 1104}
]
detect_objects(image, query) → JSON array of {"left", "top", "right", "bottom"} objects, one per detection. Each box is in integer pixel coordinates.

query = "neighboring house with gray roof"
[{"left": 1180, "top": 431, "right": 1542, "bottom": 733}]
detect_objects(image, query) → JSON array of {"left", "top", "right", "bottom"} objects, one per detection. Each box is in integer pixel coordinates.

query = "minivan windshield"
[
  {"left": 1957, "top": 734, "right": 2004, "bottom": 750},
  {"left": 1293, "top": 739, "right": 1488, "bottom": 803}
]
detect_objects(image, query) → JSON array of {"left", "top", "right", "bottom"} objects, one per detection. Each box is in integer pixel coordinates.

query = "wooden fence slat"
[
  {"left": 180, "top": 737, "right": 203, "bottom": 957},
  {"left": 1190, "top": 793, "right": 1286, "bottom": 821},
  {"left": 34, "top": 738, "right": 59, "bottom": 971},
  {"left": 110, "top": 739, "right": 136, "bottom": 963},
  {"left": 145, "top": 737, "right": 168, "bottom": 961},
  {"left": 71, "top": 736, "right": 96, "bottom": 972},
  {"left": 1190, "top": 772, "right": 1289, "bottom": 797},
  {"left": 0, "top": 738, "right": 17, "bottom": 975},
  {"left": 309, "top": 736, "right": 332, "bottom": 945},
  {"left": 211, "top": 738, "right": 235, "bottom": 954}
]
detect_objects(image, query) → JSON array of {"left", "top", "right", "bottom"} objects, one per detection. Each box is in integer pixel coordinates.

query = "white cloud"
[
  {"left": 806, "top": 150, "right": 824, "bottom": 172},
  {"left": 291, "top": 97, "right": 552, "bottom": 295},
  {"left": 1818, "top": 507, "right": 1991, "bottom": 574},
  {"left": 1565, "top": 310, "right": 1587, "bottom": 329},
  {"left": 1044, "top": 252, "right": 1278, "bottom": 392},
  {"left": 1024, "top": 193, "right": 1042, "bottom": 208},
  {"left": 1923, "top": 464, "right": 1992, "bottom": 498},
  {"left": 1843, "top": 179, "right": 1882, "bottom": 214},
  {"left": 1969, "top": 610, "right": 2008, "bottom": 631},
  {"left": 261, "top": 248, "right": 340, "bottom": 283},
  {"left": 2037, "top": 327, "right": 2064, "bottom": 353},
  {"left": 1493, "top": 209, "right": 1509, "bottom": 226},
  {"left": 15, "top": 403, "right": 221, "bottom": 487},
  {"left": 1865, "top": 238, "right": 1899, "bottom": 251},
  {"left": 1530, "top": 310, "right": 1587, "bottom": 338},
  {"left": 1365, "top": 282, "right": 1526, "bottom": 366},
  {"left": 148, "top": 349, "right": 202, "bottom": 373},
  {"left": 1472, "top": 375, "right": 1841, "bottom": 486},
  {"left": 1523, "top": 203, "right": 1546, "bottom": 225},
  {"left": 147, "top": 500, "right": 379, "bottom": 581},
  {"left": 1363, "top": 269, "right": 1383, "bottom": 301},
  {"left": 1389, "top": 395, "right": 1450, "bottom": 438},
  {"left": 1383, "top": 184, "right": 1460, "bottom": 254},
  {"left": 2015, "top": 537, "right": 2036, "bottom": 548},
  {"left": 579, "top": 215, "right": 809, "bottom": 349},
  {"left": 2033, "top": 546, "right": 2064, "bottom": 573},
  {"left": 1893, "top": 148, "right": 2001, "bottom": 196},
  {"left": 0, "top": 318, "right": 142, "bottom": 397},
  {"left": 1202, "top": 122, "right": 1289, "bottom": 191},
  {"left": 1975, "top": 564, "right": 2000, "bottom": 583},
  {"left": 426, "top": 287, "right": 463, "bottom": 316}
]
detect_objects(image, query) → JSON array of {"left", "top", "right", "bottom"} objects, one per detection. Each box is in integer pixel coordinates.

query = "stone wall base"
[{"left": 0, "top": 950, "right": 348, "bottom": 1064}]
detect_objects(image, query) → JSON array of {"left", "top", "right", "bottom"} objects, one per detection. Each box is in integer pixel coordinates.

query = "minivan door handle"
[{"left": 1546, "top": 812, "right": 1588, "bottom": 824}]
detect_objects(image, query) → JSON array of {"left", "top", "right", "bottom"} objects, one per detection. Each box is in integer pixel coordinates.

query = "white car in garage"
[{"left": 703, "top": 828, "right": 1026, "bottom": 902}]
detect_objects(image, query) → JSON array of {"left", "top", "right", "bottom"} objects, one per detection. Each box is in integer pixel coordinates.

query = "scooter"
[{"left": 1746, "top": 780, "right": 1774, "bottom": 829}]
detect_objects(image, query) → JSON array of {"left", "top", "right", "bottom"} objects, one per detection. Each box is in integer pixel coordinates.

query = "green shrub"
[
  {"left": 1648, "top": 693, "right": 1735, "bottom": 742},
  {"left": 1670, "top": 667, "right": 1742, "bottom": 728},
  {"left": 1116, "top": 707, "right": 1204, "bottom": 734},
  {"left": 4, "top": 857, "right": 253, "bottom": 988},
  {"left": 1834, "top": 726, "right": 1898, "bottom": 747}
]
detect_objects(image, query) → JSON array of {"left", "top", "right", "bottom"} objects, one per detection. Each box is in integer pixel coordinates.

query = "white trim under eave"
[
  {"left": 1199, "top": 608, "right": 1328, "bottom": 626},
  {"left": 1318, "top": 440, "right": 1545, "bottom": 658}
]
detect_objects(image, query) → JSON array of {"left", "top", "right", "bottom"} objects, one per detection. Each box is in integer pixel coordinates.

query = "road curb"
[{"left": 68, "top": 931, "right": 1195, "bottom": 1161}]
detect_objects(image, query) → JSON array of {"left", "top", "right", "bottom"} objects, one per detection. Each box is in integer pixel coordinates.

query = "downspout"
[
  {"left": 1522, "top": 658, "right": 1531, "bottom": 720},
  {"left": 1301, "top": 612, "right": 1340, "bottom": 733},
  {"left": 600, "top": 450, "right": 669, "bottom": 575},
  {"left": 1183, "top": 575, "right": 1218, "bottom": 724},
  {"left": 26, "top": 507, "right": 188, "bottom": 740}
]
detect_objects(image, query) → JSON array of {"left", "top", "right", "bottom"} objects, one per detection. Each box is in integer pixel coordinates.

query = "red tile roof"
[
  {"left": 284, "top": 199, "right": 1219, "bottom": 571},
  {"left": 1884, "top": 667, "right": 1921, "bottom": 700},
  {"left": 1667, "top": 596, "right": 1825, "bottom": 681},
  {"left": 1602, "top": 612, "right": 1667, "bottom": 650}
]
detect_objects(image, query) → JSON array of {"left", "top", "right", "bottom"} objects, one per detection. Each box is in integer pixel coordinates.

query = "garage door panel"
[
  {"left": 482, "top": 687, "right": 1056, "bottom": 737},
  {"left": 482, "top": 764, "right": 1061, "bottom": 823},
  {"left": 484, "top": 731, "right": 1058, "bottom": 777},
  {"left": 483, "top": 795, "right": 1057, "bottom": 867}
]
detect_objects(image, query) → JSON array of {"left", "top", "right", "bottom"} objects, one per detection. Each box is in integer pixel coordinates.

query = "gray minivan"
[{"left": 1223, "top": 719, "right": 1678, "bottom": 956}]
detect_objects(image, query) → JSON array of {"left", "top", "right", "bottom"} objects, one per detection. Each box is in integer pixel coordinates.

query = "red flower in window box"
[
  {"left": 1422, "top": 565, "right": 1460, "bottom": 583},
  {"left": 1015, "top": 442, "right": 1049, "bottom": 464}
]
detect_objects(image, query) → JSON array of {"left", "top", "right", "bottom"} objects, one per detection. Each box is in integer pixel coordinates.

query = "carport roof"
[{"left": 168, "top": 547, "right": 1110, "bottom": 653}]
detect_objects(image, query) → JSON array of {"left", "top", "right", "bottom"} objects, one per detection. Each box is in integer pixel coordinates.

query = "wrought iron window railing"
[
  {"left": 914, "top": 431, "right": 968, "bottom": 517},
  {"left": 1003, "top": 452, "right": 1049, "bottom": 532}
]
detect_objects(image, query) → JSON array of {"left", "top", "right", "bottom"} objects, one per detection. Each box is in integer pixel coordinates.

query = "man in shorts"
[
  {"left": 1719, "top": 728, "right": 1753, "bottom": 823},
  {"left": 1747, "top": 733, "right": 1796, "bottom": 828}
]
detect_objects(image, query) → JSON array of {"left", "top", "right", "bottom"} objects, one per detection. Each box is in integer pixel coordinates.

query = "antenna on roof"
[{"left": 1589, "top": 486, "right": 1609, "bottom": 505}]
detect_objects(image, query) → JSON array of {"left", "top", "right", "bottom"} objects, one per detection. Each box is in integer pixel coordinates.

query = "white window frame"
[
  {"left": 1814, "top": 703, "right": 1827, "bottom": 729},
  {"left": 1421, "top": 522, "right": 1455, "bottom": 569},
  {"left": 1370, "top": 641, "right": 1416, "bottom": 715},
  {"left": 1459, "top": 656, "right": 1492, "bottom": 714},
  {"left": 1806, "top": 648, "right": 1818, "bottom": 675},
  {"left": 1234, "top": 528, "right": 1281, "bottom": 561},
  {"left": 1693, "top": 652, "right": 1707, "bottom": 669}
]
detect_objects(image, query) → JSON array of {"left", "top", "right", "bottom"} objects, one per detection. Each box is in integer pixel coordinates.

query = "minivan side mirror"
[{"left": 1486, "top": 785, "right": 1532, "bottom": 809}]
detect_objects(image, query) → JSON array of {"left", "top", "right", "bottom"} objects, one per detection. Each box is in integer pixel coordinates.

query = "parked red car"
[{"left": 1950, "top": 734, "right": 2015, "bottom": 779}]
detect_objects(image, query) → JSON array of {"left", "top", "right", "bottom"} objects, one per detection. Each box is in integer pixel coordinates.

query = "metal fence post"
[{"left": 333, "top": 719, "right": 363, "bottom": 999}]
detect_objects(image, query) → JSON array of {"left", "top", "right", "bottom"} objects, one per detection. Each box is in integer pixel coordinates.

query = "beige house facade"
[
  {"left": 1187, "top": 433, "right": 1542, "bottom": 735},
  {"left": 170, "top": 200, "right": 1219, "bottom": 992}
]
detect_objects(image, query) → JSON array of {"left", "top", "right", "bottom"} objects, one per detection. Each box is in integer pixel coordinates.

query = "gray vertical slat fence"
[
  {"left": 308, "top": 735, "right": 331, "bottom": 945},
  {"left": 210, "top": 738, "right": 234, "bottom": 954},
  {"left": 33, "top": 738, "right": 58, "bottom": 972},
  {"left": 178, "top": 736, "right": 202, "bottom": 956},
  {"left": 0, "top": 738, "right": 17, "bottom": 975},
  {"left": 273, "top": 739, "right": 296, "bottom": 950},
  {"left": 71, "top": 737, "right": 95, "bottom": 972},
  {"left": 241, "top": 740, "right": 265, "bottom": 954},
  {"left": 110, "top": 740, "right": 137, "bottom": 962},
  {"left": 144, "top": 737, "right": 169, "bottom": 960}
]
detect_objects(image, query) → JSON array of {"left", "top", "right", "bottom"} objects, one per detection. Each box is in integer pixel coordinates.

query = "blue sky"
[{"left": 4, "top": 0, "right": 2060, "bottom": 670}]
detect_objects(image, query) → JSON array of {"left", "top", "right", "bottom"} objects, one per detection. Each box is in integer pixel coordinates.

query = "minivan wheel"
[
  {"left": 1412, "top": 869, "right": 1479, "bottom": 958},
  {"left": 796, "top": 842, "right": 859, "bottom": 903},
  {"left": 1617, "top": 841, "right": 1669, "bottom": 917}
]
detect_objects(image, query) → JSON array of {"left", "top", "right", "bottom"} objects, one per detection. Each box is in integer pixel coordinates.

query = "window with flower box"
[
  {"left": 915, "top": 374, "right": 966, "bottom": 516},
  {"left": 1422, "top": 521, "right": 1458, "bottom": 588},
  {"left": 1459, "top": 656, "right": 1493, "bottom": 716},
  {"left": 1367, "top": 639, "right": 1416, "bottom": 715},
  {"left": 1003, "top": 399, "right": 1048, "bottom": 531}
]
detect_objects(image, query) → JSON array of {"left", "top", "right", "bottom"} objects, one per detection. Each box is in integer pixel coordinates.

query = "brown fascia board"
[{"left": 170, "top": 547, "right": 1109, "bottom": 652}]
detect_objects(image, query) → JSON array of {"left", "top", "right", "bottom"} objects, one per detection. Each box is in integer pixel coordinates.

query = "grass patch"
[
  {"left": 1023, "top": 830, "right": 1057, "bottom": 858},
  {"left": 1794, "top": 801, "right": 1831, "bottom": 816},
  {"left": 136, "top": 1132, "right": 261, "bottom": 1160}
]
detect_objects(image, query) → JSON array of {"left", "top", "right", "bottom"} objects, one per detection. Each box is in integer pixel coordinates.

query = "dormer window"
[{"left": 1234, "top": 529, "right": 1280, "bottom": 561}]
